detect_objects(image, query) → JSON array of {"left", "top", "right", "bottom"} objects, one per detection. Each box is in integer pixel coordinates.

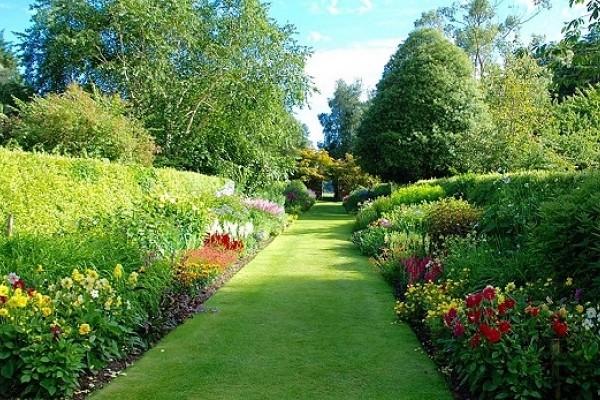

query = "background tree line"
[
  {"left": 0, "top": 0, "right": 312, "bottom": 194},
  {"left": 319, "top": 0, "right": 600, "bottom": 183}
]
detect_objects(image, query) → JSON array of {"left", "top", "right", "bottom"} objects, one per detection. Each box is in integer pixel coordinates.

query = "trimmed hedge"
[{"left": 0, "top": 148, "right": 228, "bottom": 235}]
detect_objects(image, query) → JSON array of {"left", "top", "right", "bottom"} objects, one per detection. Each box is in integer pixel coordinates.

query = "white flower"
[
  {"left": 7, "top": 273, "right": 20, "bottom": 285},
  {"left": 90, "top": 290, "right": 99, "bottom": 299},
  {"left": 586, "top": 307, "right": 598, "bottom": 320},
  {"left": 583, "top": 319, "right": 595, "bottom": 330}
]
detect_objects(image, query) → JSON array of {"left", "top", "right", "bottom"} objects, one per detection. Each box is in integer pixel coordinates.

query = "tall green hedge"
[{"left": 0, "top": 148, "right": 228, "bottom": 235}]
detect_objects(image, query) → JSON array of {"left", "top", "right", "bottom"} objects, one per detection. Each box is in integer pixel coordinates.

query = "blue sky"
[{"left": 0, "top": 0, "right": 588, "bottom": 145}]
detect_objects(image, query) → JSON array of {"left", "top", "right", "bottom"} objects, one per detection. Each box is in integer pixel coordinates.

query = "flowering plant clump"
[
  {"left": 0, "top": 266, "right": 152, "bottom": 399},
  {"left": 244, "top": 198, "right": 285, "bottom": 216},
  {"left": 435, "top": 279, "right": 600, "bottom": 399},
  {"left": 402, "top": 255, "right": 442, "bottom": 285}
]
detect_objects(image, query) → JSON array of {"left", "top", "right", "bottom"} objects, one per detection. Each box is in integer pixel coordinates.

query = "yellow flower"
[
  {"left": 0, "top": 308, "right": 9, "bottom": 317},
  {"left": 61, "top": 277, "right": 73, "bottom": 289},
  {"left": 0, "top": 285, "right": 8, "bottom": 296},
  {"left": 79, "top": 323, "right": 91, "bottom": 335},
  {"left": 566, "top": 277, "right": 573, "bottom": 287},
  {"left": 82, "top": 277, "right": 95, "bottom": 291},
  {"left": 41, "top": 307, "right": 52, "bottom": 317},
  {"left": 72, "top": 269, "right": 84, "bottom": 282},
  {"left": 113, "top": 264, "right": 123, "bottom": 280},
  {"left": 128, "top": 272, "right": 139, "bottom": 287},
  {"left": 505, "top": 282, "right": 516, "bottom": 293},
  {"left": 86, "top": 269, "right": 99, "bottom": 280},
  {"left": 7, "top": 289, "right": 28, "bottom": 308},
  {"left": 559, "top": 307, "right": 568, "bottom": 318},
  {"left": 576, "top": 305, "right": 584, "bottom": 314}
]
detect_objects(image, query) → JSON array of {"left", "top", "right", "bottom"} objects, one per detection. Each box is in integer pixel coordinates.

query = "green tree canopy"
[
  {"left": 18, "top": 0, "right": 312, "bottom": 191},
  {"left": 0, "top": 31, "right": 31, "bottom": 113},
  {"left": 318, "top": 79, "right": 365, "bottom": 159},
  {"left": 415, "top": 0, "right": 550, "bottom": 76},
  {"left": 354, "top": 29, "right": 487, "bottom": 183}
]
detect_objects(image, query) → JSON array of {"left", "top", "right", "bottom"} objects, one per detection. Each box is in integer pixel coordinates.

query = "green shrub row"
[
  {"left": 0, "top": 148, "right": 227, "bottom": 236},
  {"left": 0, "top": 149, "right": 290, "bottom": 399}
]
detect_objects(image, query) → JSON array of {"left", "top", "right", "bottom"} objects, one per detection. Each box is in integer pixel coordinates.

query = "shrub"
[
  {"left": 284, "top": 180, "right": 316, "bottom": 214},
  {"left": 0, "top": 148, "right": 227, "bottom": 236},
  {"left": 11, "top": 85, "right": 156, "bottom": 165},
  {"left": 532, "top": 178, "right": 600, "bottom": 298},
  {"left": 426, "top": 198, "right": 481, "bottom": 248}
]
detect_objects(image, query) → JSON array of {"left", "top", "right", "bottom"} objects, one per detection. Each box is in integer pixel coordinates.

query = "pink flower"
[
  {"left": 7, "top": 273, "right": 20, "bottom": 285},
  {"left": 453, "top": 322, "right": 465, "bottom": 337},
  {"left": 444, "top": 308, "right": 458, "bottom": 326},
  {"left": 466, "top": 293, "right": 484, "bottom": 308}
]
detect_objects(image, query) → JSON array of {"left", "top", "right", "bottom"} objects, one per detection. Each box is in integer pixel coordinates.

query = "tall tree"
[
  {"left": 354, "top": 29, "right": 487, "bottom": 183},
  {"left": 17, "top": 0, "right": 312, "bottom": 191},
  {"left": 0, "top": 31, "right": 31, "bottom": 113},
  {"left": 317, "top": 79, "right": 365, "bottom": 159},
  {"left": 459, "top": 54, "right": 558, "bottom": 171},
  {"left": 415, "top": 0, "right": 550, "bottom": 77}
]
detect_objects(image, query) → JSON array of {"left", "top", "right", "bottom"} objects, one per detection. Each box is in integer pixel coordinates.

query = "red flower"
[
  {"left": 12, "top": 280, "right": 26, "bottom": 290},
  {"left": 499, "top": 321, "right": 511, "bottom": 334},
  {"left": 479, "top": 323, "right": 490, "bottom": 335},
  {"left": 0, "top": 295, "right": 6, "bottom": 304},
  {"left": 468, "top": 309, "right": 482, "bottom": 323},
  {"left": 466, "top": 293, "right": 484, "bottom": 308},
  {"left": 50, "top": 325, "right": 61, "bottom": 340},
  {"left": 444, "top": 308, "right": 458, "bottom": 326},
  {"left": 527, "top": 306, "right": 540, "bottom": 318},
  {"left": 27, "top": 287, "right": 36, "bottom": 297},
  {"left": 485, "top": 307, "right": 495, "bottom": 317},
  {"left": 453, "top": 322, "right": 465, "bottom": 337},
  {"left": 504, "top": 298, "right": 516, "bottom": 309},
  {"left": 483, "top": 286, "right": 496, "bottom": 301},
  {"left": 484, "top": 328, "right": 502, "bottom": 343},
  {"left": 498, "top": 302, "right": 507, "bottom": 315},
  {"left": 470, "top": 334, "right": 481, "bottom": 347},
  {"left": 552, "top": 320, "right": 568, "bottom": 337}
]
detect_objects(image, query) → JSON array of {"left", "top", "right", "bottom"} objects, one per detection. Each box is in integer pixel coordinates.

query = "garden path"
[{"left": 90, "top": 203, "right": 452, "bottom": 400}]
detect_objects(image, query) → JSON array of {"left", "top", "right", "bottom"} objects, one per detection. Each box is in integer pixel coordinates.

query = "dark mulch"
[{"left": 73, "top": 238, "right": 273, "bottom": 399}]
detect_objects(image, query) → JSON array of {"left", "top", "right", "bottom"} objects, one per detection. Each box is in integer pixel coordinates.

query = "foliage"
[
  {"left": 18, "top": 0, "right": 312, "bottom": 189},
  {"left": 415, "top": 0, "right": 550, "bottom": 77},
  {"left": 292, "top": 148, "right": 377, "bottom": 200},
  {"left": 0, "top": 31, "right": 31, "bottom": 115},
  {"left": 546, "top": 85, "right": 600, "bottom": 169},
  {"left": 0, "top": 148, "right": 226, "bottom": 236},
  {"left": 283, "top": 180, "right": 316, "bottom": 215},
  {"left": 318, "top": 79, "right": 366, "bottom": 159},
  {"left": 425, "top": 198, "right": 480, "bottom": 248},
  {"left": 342, "top": 182, "right": 392, "bottom": 213},
  {"left": 9, "top": 85, "right": 156, "bottom": 165},
  {"left": 459, "top": 54, "right": 559, "bottom": 172},
  {"left": 354, "top": 29, "right": 487, "bottom": 182},
  {"left": 532, "top": 177, "right": 600, "bottom": 299}
]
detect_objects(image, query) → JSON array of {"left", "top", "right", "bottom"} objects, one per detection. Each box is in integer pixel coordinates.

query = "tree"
[
  {"left": 318, "top": 79, "right": 365, "bottom": 159},
  {"left": 461, "top": 54, "right": 560, "bottom": 171},
  {"left": 0, "top": 31, "right": 31, "bottom": 113},
  {"left": 18, "top": 0, "right": 312, "bottom": 191},
  {"left": 415, "top": 0, "right": 550, "bottom": 77},
  {"left": 9, "top": 84, "right": 157, "bottom": 165},
  {"left": 354, "top": 28, "right": 487, "bottom": 183}
]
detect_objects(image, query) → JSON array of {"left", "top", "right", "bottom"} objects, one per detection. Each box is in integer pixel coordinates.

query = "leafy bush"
[
  {"left": 10, "top": 85, "right": 156, "bottom": 165},
  {"left": 284, "top": 180, "right": 316, "bottom": 214},
  {"left": 426, "top": 198, "right": 481, "bottom": 248},
  {"left": 532, "top": 178, "right": 600, "bottom": 298},
  {"left": 0, "top": 148, "right": 227, "bottom": 236}
]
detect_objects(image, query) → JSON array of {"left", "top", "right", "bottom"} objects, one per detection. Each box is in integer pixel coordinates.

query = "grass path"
[{"left": 90, "top": 203, "right": 452, "bottom": 400}]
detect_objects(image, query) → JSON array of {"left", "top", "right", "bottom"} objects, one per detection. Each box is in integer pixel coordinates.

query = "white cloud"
[
  {"left": 295, "top": 38, "right": 402, "bottom": 146},
  {"left": 307, "top": 31, "right": 332, "bottom": 43},
  {"left": 328, "top": 0, "right": 340, "bottom": 15}
]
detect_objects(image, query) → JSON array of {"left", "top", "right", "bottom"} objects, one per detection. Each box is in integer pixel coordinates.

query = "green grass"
[{"left": 90, "top": 203, "right": 452, "bottom": 400}]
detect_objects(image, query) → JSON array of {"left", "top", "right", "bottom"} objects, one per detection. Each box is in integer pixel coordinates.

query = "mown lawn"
[{"left": 90, "top": 202, "right": 452, "bottom": 400}]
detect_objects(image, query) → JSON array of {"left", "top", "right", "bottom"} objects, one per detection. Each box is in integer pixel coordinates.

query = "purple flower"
[{"left": 575, "top": 288, "right": 583, "bottom": 302}]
